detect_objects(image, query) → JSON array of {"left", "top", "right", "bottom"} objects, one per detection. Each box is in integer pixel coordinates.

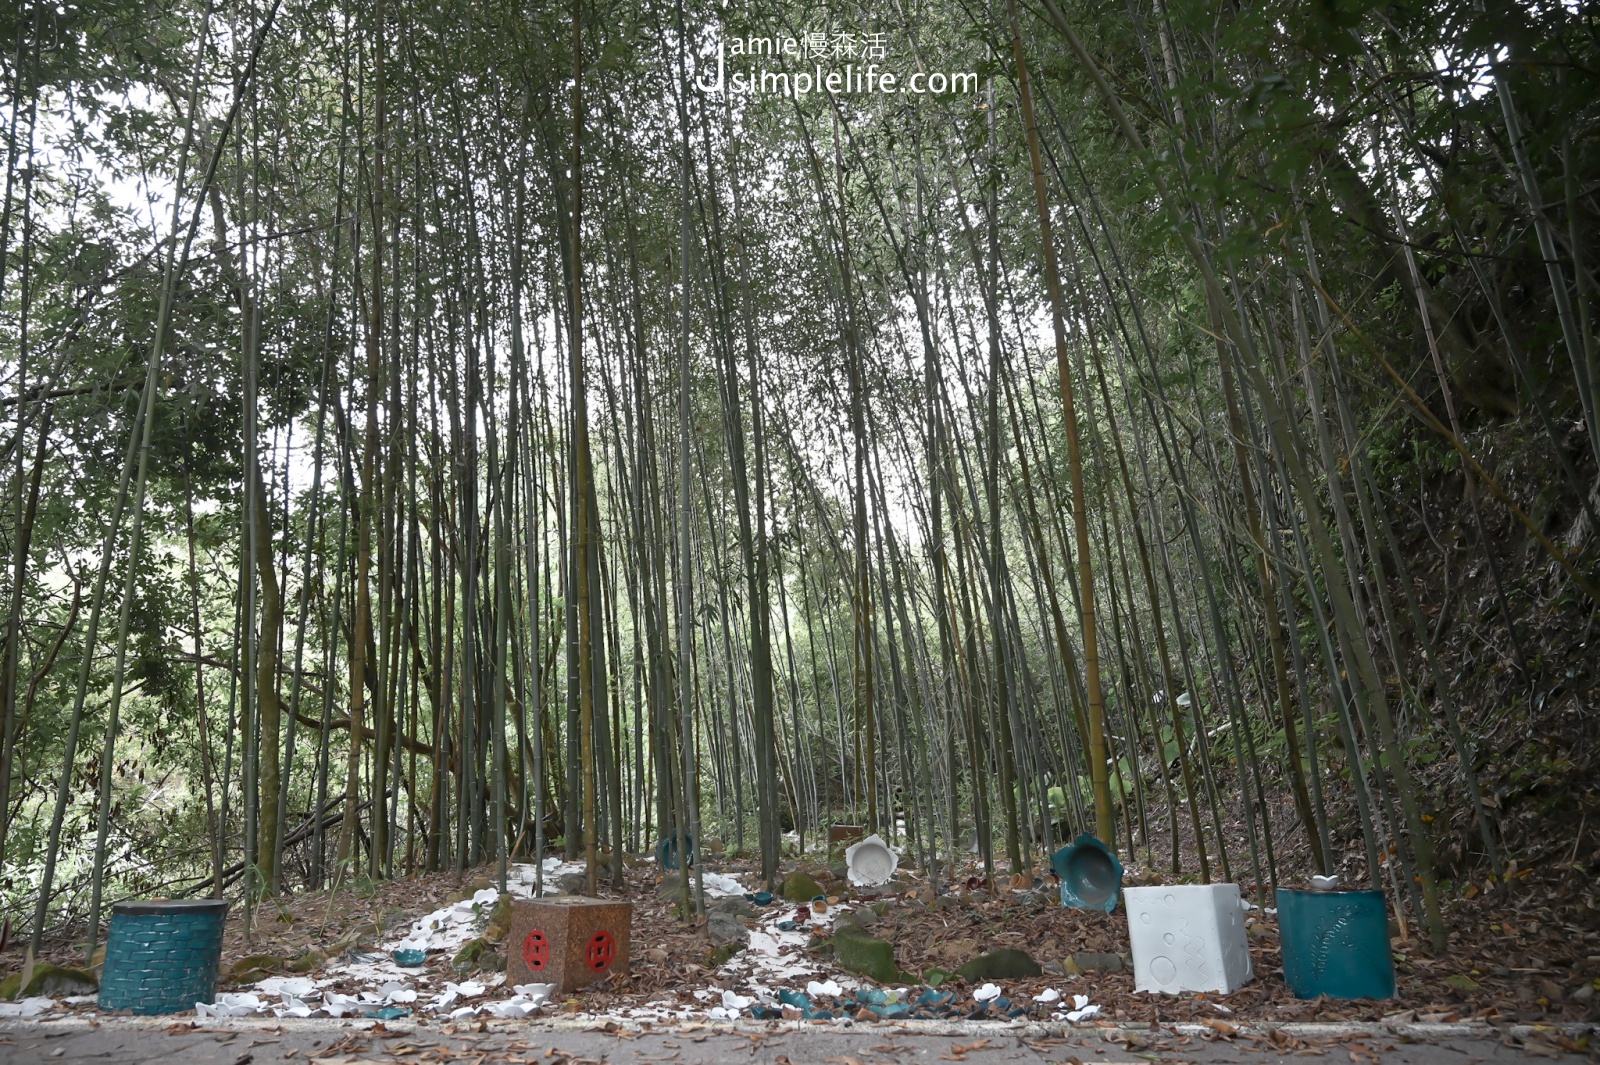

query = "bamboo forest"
[{"left": 0, "top": 0, "right": 1598, "bottom": 1043}]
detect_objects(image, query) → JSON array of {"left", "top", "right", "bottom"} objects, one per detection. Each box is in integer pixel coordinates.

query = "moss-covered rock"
[
  {"left": 834, "top": 927, "right": 903, "bottom": 984},
  {"left": 483, "top": 893, "right": 515, "bottom": 942},
  {"left": 709, "top": 941, "right": 744, "bottom": 968},
  {"left": 35, "top": 965, "right": 97, "bottom": 997},
  {"left": 452, "top": 935, "right": 503, "bottom": 974},
  {"left": 229, "top": 954, "right": 289, "bottom": 980},
  {"left": 781, "top": 871, "right": 824, "bottom": 903},
  {"left": 956, "top": 948, "right": 1041, "bottom": 981},
  {"left": 288, "top": 949, "right": 326, "bottom": 973},
  {"left": 327, "top": 923, "right": 378, "bottom": 955},
  {"left": 489, "top": 893, "right": 513, "bottom": 927}
]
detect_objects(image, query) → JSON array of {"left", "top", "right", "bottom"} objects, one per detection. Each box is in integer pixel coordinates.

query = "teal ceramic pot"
[
  {"left": 1050, "top": 834, "right": 1123, "bottom": 913},
  {"left": 98, "top": 899, "right": 230, "bottom": 1014},
  {"left": 654, "top": 832, "right": 696, "bottom": 870},
  {"left": 1276, "top": 887, "right": 1395, "bottom": 1000}
]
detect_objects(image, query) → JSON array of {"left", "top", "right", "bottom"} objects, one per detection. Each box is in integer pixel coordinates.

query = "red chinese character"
[
  {"left": 522, "top": 929, "right": 550, "bottom": 970},
  {"left": 586, "top": 930, "right": 616, "bottom": 971}
]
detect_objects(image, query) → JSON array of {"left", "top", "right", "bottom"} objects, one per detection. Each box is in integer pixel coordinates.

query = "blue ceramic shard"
[
  {"left": 778, "top": 989, "right": 812, "bottom": 1008},
  {"left": 1051, "top": 834, "right": 1124, "bottom": 913},
  {"left": 392, "top": 948, "right": 426, "bottom": 967}
]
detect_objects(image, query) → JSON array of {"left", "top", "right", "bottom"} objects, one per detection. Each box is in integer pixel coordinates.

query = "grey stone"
[
  {"left": 849, "top": 905, "right": 879, "bottom": 928},
  {"left": 708, "top": 911, "right": 750, "bottom": 948},
  {"left": 1070, "top": 950, "right": 1125, "bottom": 973},
  {"left": 714, "top": 896, "right": 756, "bottom": 917}
]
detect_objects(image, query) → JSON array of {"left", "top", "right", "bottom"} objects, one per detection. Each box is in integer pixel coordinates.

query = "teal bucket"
[
  {"left": 1276, "top": 887, "right": 1395, "bottom": 1000},
  {"left": 98, "top": 899, "right": 229, "bottom": 1014}
]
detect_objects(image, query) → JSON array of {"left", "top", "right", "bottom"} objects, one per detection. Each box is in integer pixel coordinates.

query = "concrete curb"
[{"left": 3, "top": 1014, "right": 1595, "bottom": 1044}]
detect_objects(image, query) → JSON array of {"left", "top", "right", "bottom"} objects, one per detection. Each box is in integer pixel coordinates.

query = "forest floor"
[{"left": 3, "top": 845, "right": 1598, "bottom": 1039}]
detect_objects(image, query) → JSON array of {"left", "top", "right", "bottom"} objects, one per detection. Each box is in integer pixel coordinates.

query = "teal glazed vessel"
[
  {"left": 1051, "top": 834, "right": 1124, "bottom": 913},
  {"left": 654, "top": 832, "right": 696, "bottom": 870},
  {"left": 1276, "top": 887, "right": 1395, "bottom": 1000},
  {"left": 98, "top": 899, "right": 230, "bottom": 1014}
]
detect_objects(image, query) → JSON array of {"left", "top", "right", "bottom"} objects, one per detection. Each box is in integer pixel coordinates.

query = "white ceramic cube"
[{"left": 1124, "top": 884, "right": 1253, "bottom": 994}]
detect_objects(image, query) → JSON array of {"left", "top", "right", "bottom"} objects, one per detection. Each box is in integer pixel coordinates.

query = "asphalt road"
[{"left": 0, "top": 1018, "right": 1589, "bottom": 1064}]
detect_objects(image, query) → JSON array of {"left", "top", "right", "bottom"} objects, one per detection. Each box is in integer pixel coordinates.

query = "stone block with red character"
[{"left": 505, "top": 896, "right": 631, "bottom": 992}]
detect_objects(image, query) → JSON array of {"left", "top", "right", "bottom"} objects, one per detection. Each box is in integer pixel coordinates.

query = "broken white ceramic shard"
[
  {"left": 275, "top": 996, "right": 315, "bottom": 1018},
  {"left": 1035, "top": 988, "right": 1061, "bottom": 1003},
  {"left": 512, "top": 983, "right": 556, "bottom": 1004},
  {"left": 844, "top": 834, "right": 898, "bottom": 886},
  {"left": 701, "top": 872, "right": 748, "bottom": 897},
  {"left": 322, "top": 992, "right": 367, "bottom": 1017},
  {"left": 0, "top": 997, "right": 54, "bottom": 1018},
  {"left": 483, "top": 997, "right": 543, "bottom": 1019},
  {"left": 1124, "top": 883, "right": 1253, "bottom": 994},
  {"left": 255, "top": 976, "right": 317, "bottom": 999},
  {"left": 806, "top": 979, "right": 842, "bottom": 998},
  {"left": 1065, "top": 993, "right": 1101, "bottom": 1022},
  {"left": 196, "top": 993, "right": 266, "bottom": 1018},
  {"left": 721, "top": 989, "right": 754, "bottom": 1011},
  {"left": 973, "top": 983, "right": 1002, "bottom": 1003}
]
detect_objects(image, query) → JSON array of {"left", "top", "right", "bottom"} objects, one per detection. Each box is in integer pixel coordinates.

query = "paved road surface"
[{"left": 0, "top": 1018, "right": 1588, "bottom": 1063}]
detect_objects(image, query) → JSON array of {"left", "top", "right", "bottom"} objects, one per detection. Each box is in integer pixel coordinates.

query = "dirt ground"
[{"left": 5, "top": 844, "right": 1599, "bottom": 1029}]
